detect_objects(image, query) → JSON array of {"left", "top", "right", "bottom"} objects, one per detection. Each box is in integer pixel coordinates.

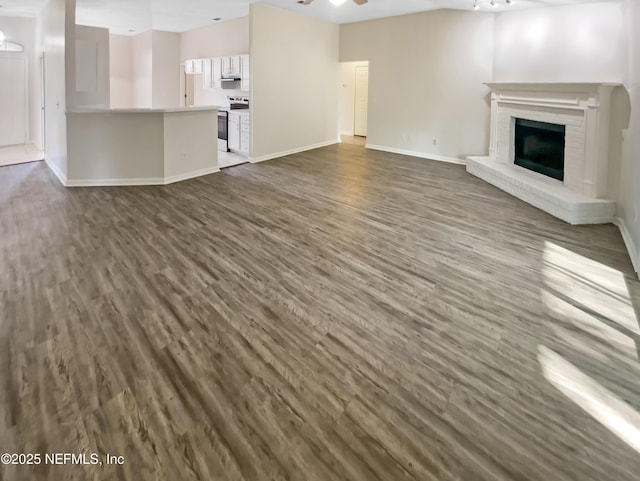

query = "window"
[{"left": 0, "top": 41, "right": 25, "bottom": 52}]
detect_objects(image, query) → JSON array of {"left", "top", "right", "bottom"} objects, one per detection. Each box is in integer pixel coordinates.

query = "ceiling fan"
[{"left": 298, "top": 0, "right": 369, "bottom": 6}]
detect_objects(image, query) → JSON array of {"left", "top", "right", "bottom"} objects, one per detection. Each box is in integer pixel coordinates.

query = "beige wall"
[
  {"left": 110, "top": 30, "right": 180, "bottom": 109},
  {"left": 251, "top": 4, "right": 339, "bottom": 161},
  {"left": 109, "top": 34, "right": 133, "bottom": 108},
  {"left": 152, "top": 31, "right": 180, "bottom": 109},
  {"left": 180, "top": 16, "right": 250, "bottom": 108},
  {"left": 132, "top": 31, "right": 152, "bottom": 108},
  {"left": 340, "top": 10, "right": 494, "bottom": 162}
]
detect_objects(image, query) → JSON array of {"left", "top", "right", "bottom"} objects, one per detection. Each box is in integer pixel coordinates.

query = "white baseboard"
[
  {"left": 164, "top": 166, "right": 220, "bottom": 185},
  {"left": 44, "top": 155, "right": 68, "bottom": 186},
  {"left": 249, "top": 139, "right": 340, "bottom": 164},
  {"left": 613, "top": 217, "right": 640, "bottom": 279},
  {"left": 365, "top": 144, "right": 465, "bottom": 165},
  {"left": 65, "top": 166, "right": 220, "bottom": 187}
]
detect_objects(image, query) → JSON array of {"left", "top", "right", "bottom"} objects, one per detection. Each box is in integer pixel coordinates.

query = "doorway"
[
  {"left": 339, "top": 61, "right": 369, "bottom": 141},
  {"left": 184, "top": 71, "right": 195, "bottom": 107}
]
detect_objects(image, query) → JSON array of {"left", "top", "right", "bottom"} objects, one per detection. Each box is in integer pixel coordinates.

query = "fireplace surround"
[{"left": 467, "top": 83, "right": 619, "bottom": 225}]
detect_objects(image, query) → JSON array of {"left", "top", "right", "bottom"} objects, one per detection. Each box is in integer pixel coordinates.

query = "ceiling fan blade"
[{"left": 352, "top": 0, "right": 368, "bottom": 4}]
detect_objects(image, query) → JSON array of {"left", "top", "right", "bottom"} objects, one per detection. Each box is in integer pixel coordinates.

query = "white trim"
[
  {"left": 365, "top": 144, "right": 465, "bottom": 165},
  {"left": 164, "top": 165, "right": 220, "bottom": 185},
  {"left": 613, "top": 217, "right": 640, "bottom": 279},
  {"left": 249, "top": 139, "right": 340, "bottom": 164},
  {"left": 340, "top": 130, "right": 354, "bottom": 136},
  {"left": 64, "top": 166, "right": 221, "bottom": 187},
  {"left": 45, "top": 155, "right": 68, "bottom": 185}
]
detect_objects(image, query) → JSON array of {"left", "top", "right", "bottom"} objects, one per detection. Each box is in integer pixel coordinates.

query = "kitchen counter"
[
  {"left": 65, "top": 107, "right": 220, "bottom": 186},
  {"left": 68, "top": 106, "right": 220, "bottom": 114}
]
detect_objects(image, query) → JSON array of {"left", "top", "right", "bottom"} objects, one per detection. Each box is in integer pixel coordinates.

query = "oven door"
[{"left": 217, "top": 111, "right": 229, "bottom": 152}]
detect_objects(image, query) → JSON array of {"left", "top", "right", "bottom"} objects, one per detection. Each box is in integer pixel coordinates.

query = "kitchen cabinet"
[
  {"left": 228, "top": 112, "right": 240, "bottom": 151},
  {"left": 221, "top": 56, "right": 242, "bottom": 78},
  {"left": 200, "top": 54, "right": 248, "bottom": 90},
  {"left": 185, "top": 59, "right": 203, "bottom": 75},
  {"left": 241, "top": 54, "right": 250, "bottom": 91},
  {"left": 212, "top": 57, "right": 222, "bottom": 89},
  {"left": 240, "top": 115, "right": 250, "bottom": 154},
  {"left": 202, "top": 58, "right": 213, "bottom": 88}
]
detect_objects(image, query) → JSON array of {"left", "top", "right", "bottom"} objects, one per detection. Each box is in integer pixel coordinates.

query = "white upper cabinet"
[
  {"left": 231, "top": 56, "right": 242, "bottom": 77},
  {"left": 185, "top": 59, "right": 204, "bottom": 75},
  {"left": 221, "top": 55, "right": 242, "bottom": 77},
  {"left": 241, "top": 54, "right": 250, "bottom": 91},
  {"left": 195, "top": 54, "right": 248, "bottom": 90},
  {"left": 202, "top": 58, "right": 213, "bottom": 88},
  {"left": 212, "top": 57, "right": 222, "bottom": 89}
]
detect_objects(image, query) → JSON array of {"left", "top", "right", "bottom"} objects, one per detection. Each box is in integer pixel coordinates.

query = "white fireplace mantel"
[{"left": 467, "top": 82, "right": 619, "bottom": 225}]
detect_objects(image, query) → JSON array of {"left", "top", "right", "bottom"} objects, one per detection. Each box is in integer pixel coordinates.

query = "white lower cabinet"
[{"left": 240, "top": 115, "right": 250, "bottom": 154}]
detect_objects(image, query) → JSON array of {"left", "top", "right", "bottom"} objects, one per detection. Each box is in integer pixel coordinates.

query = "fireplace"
[
  {"left": 514, "top": 118, "right": 565, "bottom": 181},
  {"left": 466, "top": 82, "right": 618, "bottom": 225}
]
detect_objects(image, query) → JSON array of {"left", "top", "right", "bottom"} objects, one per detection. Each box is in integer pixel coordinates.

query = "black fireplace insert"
[{"left": 514, "top": 118, "right": 565, "bottom": 181}]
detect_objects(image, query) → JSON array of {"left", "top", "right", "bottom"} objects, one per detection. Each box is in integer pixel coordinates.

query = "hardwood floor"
[{"left": 1, "top": 143, "right": 639, "bottom": 480}]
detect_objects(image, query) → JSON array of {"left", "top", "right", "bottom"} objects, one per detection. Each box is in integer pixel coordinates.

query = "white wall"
[
  {"left": 618, "top": 0, "right": 640, "bottom": 275},
  {"left": 340, "top": 10, "right": 494, "bottom": 162},
  {"left": 73, "top": 25, "right": 110, "bottom": 109},
  {"left": 0, "top": 16, "right": 40, "bottom": 148},
  {"left": 109, "top": 34, "right": 133, "bottom": 108},
  {"left": 493, "top": 1, "right": 627, "bottom": 83},
  {"left": 132, "top": 31, "right": 152, "bottom": 108},
  {"left": 339, "top": 61, "right": 368, "bottom": 136},
  {"left": 39, "top": 0, "right": 75, "bottom": 180},
  {"left": 180, "top": 16, "right": 249, "bottom": 108},
  {"left": 493, "top": 0, "right": 638, "bottom": 275},
  {"left": 251, "top": 4, "right": 339, "bottom": 161},
  {"left": 152, "top": 31, "right": 180, "bottom": 109}
]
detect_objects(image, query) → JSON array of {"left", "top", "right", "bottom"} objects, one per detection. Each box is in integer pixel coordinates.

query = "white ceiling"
[{"left": 0, "top": 0, "right": 606, "bottom": 35}]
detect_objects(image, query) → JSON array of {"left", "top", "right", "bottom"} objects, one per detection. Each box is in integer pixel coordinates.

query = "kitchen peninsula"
[{"left": 63, "top": 106, "right": 219, "bottom": 187}]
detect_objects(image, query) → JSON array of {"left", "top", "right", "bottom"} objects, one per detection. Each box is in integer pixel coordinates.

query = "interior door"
[
  {"left": 0, "top": 57, "right": 28, "bottom": 146},
  {"left": 354, "top": 65, "right": 369, "bottom": 137},
  {"left": 184, "top": 71, "right": 195, "bottom": 107}
]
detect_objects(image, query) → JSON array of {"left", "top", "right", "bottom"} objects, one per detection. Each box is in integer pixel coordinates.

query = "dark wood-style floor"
[{"left": 1, "top": 142, "right": 639, "bottom": 481}]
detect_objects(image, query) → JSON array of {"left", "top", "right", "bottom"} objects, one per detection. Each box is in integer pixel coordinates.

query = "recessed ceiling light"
[
  {"left": 490, "top": 0, "right": 497, "bottom": 7},
  {"left": 473, "top": 0, "right": 479, "bottom": 10}
]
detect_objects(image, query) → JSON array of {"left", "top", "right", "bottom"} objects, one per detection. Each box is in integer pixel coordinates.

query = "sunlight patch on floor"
[
  {"left": 541, "top": 290, "right": 638, "bottom": 361},
  {"left": 542, "top": 241, "right": 639, "bottom": 335},
  {"left": 539, "top": 345, "right": 640, "bottom": 454}
]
